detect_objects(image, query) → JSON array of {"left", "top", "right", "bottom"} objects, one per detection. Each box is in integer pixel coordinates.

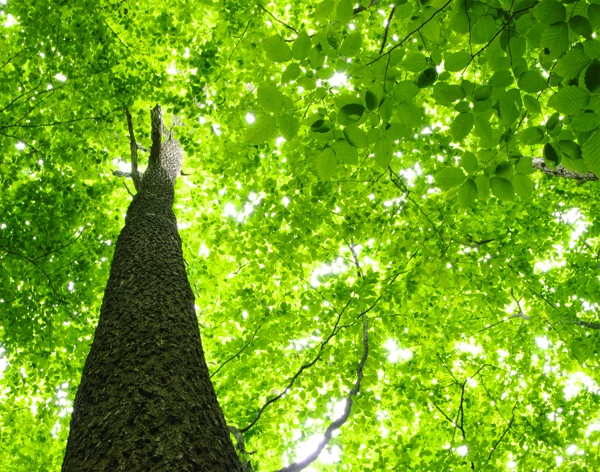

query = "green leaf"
[
  {"left": 460, "top": 152, "right": 479, "bottom": 173},
  {"left": 540, "top": 22, "right": 568, "bottom": 61},
  {"left": 433, "top": 83, "right": 466, "bottom": 106},
  {"left": 569, "top": 16, "right": 593, "bottom": 38},
  {"left": 554, "top": 49, "right": 591, "bottom": 80},
  {"left": 315, "top": 0, "right": 335, "bottom": 19},
  {"left": 590, "top": 4, "right": 600, "bottom": 29},
  {"left": 450, "top": 12, "right": 470, "bottom": 33},
  {"left": 339, "top": 32, "right": 362, "bottom": 57},
  {"left": 472, "top": 15, "right": 497, "bottom": 44},
  {"left": 435, "top": 167, "right": 466, "bottom": 189},
  {"left": 395, "top": 101, "right": 421, "bottom": 128},
  {"left": 264, "top": 35, "right": 293, "bottom": 62},
  {"left": 458, "top": 179, "right": 477, "bottom": 207},
  {"left": 257, "top": 85, "right": 284, "bottom": 112},
  {"left": 473, "top": 85, "right": 492, "bottom": 102},
  {"left": 450, "top": 113, "right": 475, "bottom": 141},
  {"left": 292, "top": 32, "right": 312, "bottom": 60},
  {"left": 495, "top": 161, "right": 513, "bottom": 179},
  {"left": 379, "top": 97, "right": 394, "bottom": 123},
  {"left": 533, "top": 0, "right": 566, "bottom": 25},
  {"left": 404, "top": 52, "right": 428, "bottom": 72},
  {"left": 245, "top": 115, "right": 278, "bottom": 144},
  {"left": 373, "top": 137, "right": 393, "bottom": 168},
  {"left": 338, "top": 103, "right": 365, "bottom": 126},
  {"left": 278, "top": 114, "right": 300, "bottom": 140},
  {"left": 490, "top": 177, "right": 514, "bottom": 201},
  {"left": 585, "top": 60, "right": 600, "bottom": 93},
  {"left": 336, "top": 0, "right": 354, "bottom": 24},
  {"left": 444, "top": 51, "right": 471, "bottom": 72},
  {"left": 499, "top": 89, "right": 521, "bottom": 126},
  {"left": 544, "top": 142, "right": 560, "bottom": 167},
  {"left": 513, "top": 174, "right": 534, "bottom": 199},
  {"left": 548, "top": 86, "right": 590, "bottom": 114},
  {"left": 475, "top": 174, "right": 491, "bottom": 199},
  {"left": 559, "top": 141, "right": 586, "bottom": 172},
  {"left": 316, "top": 147, "right": 337, "bottom": 179},
  {"left": 523, "top": 95, "right": 542, "bottom": 115},
  {"left": 519, "top": 127, "right": 544, "bottom": 145},
  {"left": 473, "top": 115, "right": 493, "bottom": 145},
  {"left": 281, "top": 63, "right": 301, "bottom": 83},
  {"left": 365, "top": 90, "right": 379, "bottom": 111},
  {"left": 333, "top": 139, "right": 358, "bottom": 164},
  {"left": 582, "top": 130, "right": 600, "bottom": 175},
  {"left": 417, "top": 68, "right": 438, "bottom": 88},
  {"left": 344, "top": 126, "right": 369, "bottom": 148},
  {"left": 393, "top": 81, "right": 419, "bottom": 101},
  {"left": 491, "top": 70, "right": 514, "bottom": 88},
  {"left": 517, "top": 70, "right": 547, "bottom": 93},
  {"left": 571, "top": 111, "right": 600, "bottom": 132},
  {"left": 514, "top": 156, "right": 534, "bottom": 174}
]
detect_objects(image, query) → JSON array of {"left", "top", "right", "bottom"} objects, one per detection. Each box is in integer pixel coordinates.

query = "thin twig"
[
  {"left": 379, "top": 6, "right": 396, "bottom": 54},
  {"left": 488, "top": 407, "right": 515, "bottom": 460},
  {"left": 367, "top": 0, "right": 452, "bottom": 66},
  {"left": 258, "top": 4, "right": 298, "bottom": 34},
  {"left": 211, "top": 325, "right": 262, "bottom": 379}
]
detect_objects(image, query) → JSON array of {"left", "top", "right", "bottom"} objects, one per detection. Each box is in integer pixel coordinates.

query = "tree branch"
[
  {"left": 258, "top": 4, "right": 298, "bottom": 34},
  {"left": 125, "top": 107, "right": 142, "bottom": 192},
  {"left": 275, "top": 320, "right": 370, "bottom": 472},
  {"left": 532, "top": 158, "right": 597, "bottom": 182},
  {"left": 210, "top": 325, "right": 262, "bottom": 379},
  {"left": 575, "top": 320, "right": 600, "bottom": 330},
  {"left": 379, "top": 5, "right": 396, "bottom": 54},
  {"left": 149, "top": 104, "right": 163, "bottom": 167}
]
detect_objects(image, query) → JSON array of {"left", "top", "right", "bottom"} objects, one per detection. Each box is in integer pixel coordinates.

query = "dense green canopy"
[{"left": 1, "top": 0, "right": 600, "bottom": 469}]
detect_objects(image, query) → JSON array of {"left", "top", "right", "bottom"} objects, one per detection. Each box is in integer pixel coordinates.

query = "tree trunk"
[{"left": 62, "top": 106, "right": 242, "bottom": 471}]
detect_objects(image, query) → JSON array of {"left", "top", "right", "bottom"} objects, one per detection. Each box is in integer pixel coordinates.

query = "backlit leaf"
[
  {"left": 548, "top": 86, "right": 590, "bottom": 114},
  {"left": 582, "top": 130, "right": 600, "bottom": 175},
  {"left": 513, "top": 174, "right": 533, "bottom": 199},
  {"left": 458, "top": 179, "right": 477, "bottom": 207},
  {"left": 316, "top": 147, "right": 337, "bottom": 179},
  {"left": 490, "top": 177, "right": 514, "bottom": 201},
  {"left": 344, "top": 126, "right": 369, "bottom": 148},
  {"left": 444, "top": 51, "right": 471, "bottom": 72},
  {"left": 264, "top": 35, "right": 292, "bottom": 62},
  {"left": 245, "top": 114, "right": 278, "bottom": 144},
  {"left": 292, "top": 31, "right": 312, "bottom": 60},
  {"left": 533, "top": 0, "right": 566, "bottom": 25},
  {"left": 436, "top": 167, "right": 466, "bottom": 189},
  {"left": 339, "top": 32, "right": 362, "bottom": 57},
  {"left": 450, "top": 112, "right": 474, "bottom": 141}
]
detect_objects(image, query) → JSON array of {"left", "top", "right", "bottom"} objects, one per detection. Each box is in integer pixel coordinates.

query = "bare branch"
[
  {"left": 125, "top": 107, "right": 142, "bottom": 192},
  {"left": 532, "top": 158, "right": 597, "bottom": 182},
  {"left": 276, "top": 320, "right": 370, "bottom": 472},
  {"left": 575, "top": 320, "right": 600, "bottom": 330},
  {"left": 227, "top": 425, "right": 256, "bottom": 472}
]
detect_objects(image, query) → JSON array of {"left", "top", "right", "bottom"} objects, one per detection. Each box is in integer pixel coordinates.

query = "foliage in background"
[{"left": 1, "top": 0, "right": 600, "bottom": 469}]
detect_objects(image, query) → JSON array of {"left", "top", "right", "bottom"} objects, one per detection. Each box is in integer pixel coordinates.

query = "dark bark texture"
[{"left": 62, "top": 106, "right": 242, "bottom": 471}]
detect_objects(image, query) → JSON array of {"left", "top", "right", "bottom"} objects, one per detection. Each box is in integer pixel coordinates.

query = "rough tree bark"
[{"left": 62, "top": 106, "right": 242, "bottom": 471}]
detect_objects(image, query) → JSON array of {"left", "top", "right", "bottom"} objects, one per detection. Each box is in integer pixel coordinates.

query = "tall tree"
[
  {"left": 61, "top": 106, "right": 241, "bottom": 471},
  {"left": 1, "top": 0, "right": 600, "bottom": 470}
]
